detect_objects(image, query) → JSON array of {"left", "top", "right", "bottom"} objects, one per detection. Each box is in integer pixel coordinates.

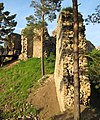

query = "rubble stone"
[{"left": 54, "top": 8, "right": 90, "bottom": 111}]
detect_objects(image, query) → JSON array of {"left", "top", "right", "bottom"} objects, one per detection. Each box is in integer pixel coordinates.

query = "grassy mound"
[{"left": 0, "top": 57, "right": 55, "bottom": 119}]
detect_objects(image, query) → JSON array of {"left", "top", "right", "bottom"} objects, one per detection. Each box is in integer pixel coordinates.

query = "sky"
[{"left": 0, "top": 0, "right": 100, "bottom": 47}]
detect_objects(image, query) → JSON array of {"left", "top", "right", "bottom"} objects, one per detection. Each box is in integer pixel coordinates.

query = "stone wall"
[
  {"left": 33, "top": 28, "right": 42, "bottom": 58},
  {"left": 86, "top": 40, "right": 95, "bottom": 52},
  {"left": 33, "top": 28, "right": 56, "bottom": 57},
  {"left": 19, "top": 27, "right": 56, "bottom": 60},
  {"left": 54, "top": 14, "right": 65, "bottom": 111},
  {"left": 4, "top": 33, "right": 21, "bottom": 55},
  {"left": 19, "top": 31, "right": 28, "bottom": 60},
  {"left": 54, "top": 8, "right": 90, "bottom": 111}
]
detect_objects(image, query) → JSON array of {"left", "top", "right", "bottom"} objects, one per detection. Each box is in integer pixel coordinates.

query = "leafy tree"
[
  {"left": 23, "top": 24, "right": 34, "bottom": 40},
  {"left": 87, "top": 49, "right": 100, "bottom": 108},
  {"left": 28, "top": 0, "right": 62, "bottom": 76},
  {"left": 85, "top": 4, "right": 100, "bottom": 24},
  {"left": 0, "top": 3, "right": 17, "bottom": 44},
  {"left": 85, "top": 3, "right": 100, "bottom": 94},
  {"left": 23, "top": 16, "right": 47, "bottom": 43},
  {"left": 87, "top": 49, "right": 100, "bottom": 92},
  {"left": 85, "top": 5, "right": 100, "bottom": 90},
  {"left": 72, "top": 0, "right": 80, "bottom": 120}
]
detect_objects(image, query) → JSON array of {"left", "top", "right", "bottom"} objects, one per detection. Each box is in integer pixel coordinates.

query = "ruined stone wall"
[
  {"left": 33, "top": 28, "right": 42, "bottom": 58},
  {"left": 4, "top": 33, "right": 21, "bottom": 55},
  {"left": 19, "top": 31, "right": 28, "bottom": 60},
  {"left": 20, "top": 27, "right": 56, "bottom": 60},
  {"left": 33, "top": 28, "right": 56, "bottom": 57},
  {"left": 54, "top": 15, "right": 65, "bottom": 111},
  {"left": 54, "top": 8, "right": 90, "bottom": 111}
]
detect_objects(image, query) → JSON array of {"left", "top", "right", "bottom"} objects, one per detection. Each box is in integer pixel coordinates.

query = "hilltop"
[{"left": 0, "top": 56, "right": 56, "bottom": 119}]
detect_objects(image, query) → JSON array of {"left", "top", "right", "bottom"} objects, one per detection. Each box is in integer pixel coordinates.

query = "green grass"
[{"left": 0, "top": 57, "right": 55, "bottom": 119}]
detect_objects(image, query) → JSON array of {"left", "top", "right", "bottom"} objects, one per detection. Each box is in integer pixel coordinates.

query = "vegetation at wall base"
[
  {"left": 87, "top": 49, "right": 100, "bottom": 109},
  {"left": 87, "top": 49, "right": 100, "bottom": 92},
  {"left": 0, "top": 56, "right": 55, "bottom": 119}
]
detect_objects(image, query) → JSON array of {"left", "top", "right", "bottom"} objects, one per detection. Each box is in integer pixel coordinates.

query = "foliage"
[
  {"left": 87, "top": 49, "right": 100, "bottom": 92},
  {"left": 45, "top": 53, "right": 56, "bottom": 74},
  {"left": 24, "top": 0, "right": 62, "bottom": 39},
  {"left": 62, "top": 7, "right": 73, "bottom": 13},
  {"left": 85, "top": 5, "right": 100, "bottom": 24},
  {"left": 22, "top": 24, "right": 34, "bottom": 39},
  {"left": 30, "top": 0, "right": 62, "bottom": 22},
  {"left": 25, "top": 0, "right": 62, "bottom": 76},
  {"left": 0, "top": 2, "right": 17, "bottom": 45},
  {"left": 23, "top": 19, "right": 47, "bottom": 38},
  {"left": 0, "top": 57, "right": 55, "bottom": 119},
  {"left": 26, "top": 15, "right": 48, "bottom": 28}
]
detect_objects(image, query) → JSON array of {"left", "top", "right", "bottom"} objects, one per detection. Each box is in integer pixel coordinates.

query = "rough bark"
[
  {"left": 41, "top": 0, "right": 45, "bottom": 76},
  {"left": 72, "top": 0, "right": 80, "bottom": 120}
]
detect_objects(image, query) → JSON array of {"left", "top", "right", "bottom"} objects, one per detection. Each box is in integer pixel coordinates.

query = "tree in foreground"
[
  {"left": 0, "top": 2, "right": 17, "bottom": 45},
  {"left": 72, "top": 0, "right": 80, "bottom": 119},
  {"left": 28, "top": 0, "right": 62, "bottom": 76}
]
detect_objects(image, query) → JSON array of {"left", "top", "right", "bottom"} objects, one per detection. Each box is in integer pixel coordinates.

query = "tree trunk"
[
  {"left": 41, "top": 0, "right": 45, "bottom": 76},
  {"left": 72, "top": 0, "right": 80, "bottom": 120}
]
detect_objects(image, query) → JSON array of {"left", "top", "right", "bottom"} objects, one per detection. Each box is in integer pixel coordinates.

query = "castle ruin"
[
  {"left": 19, "top": 27, "right": 56, "bottom": 60},
  {"left": 54, "top": 8, "right": 90, "bottom": 111},
  {"left": 19, "top": 7, "right": 91, "bottom": 112}
]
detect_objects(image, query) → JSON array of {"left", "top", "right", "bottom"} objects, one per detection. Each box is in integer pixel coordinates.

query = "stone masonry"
[
  {"left": 19, "top": 27, "right": 56, "bottom": 60},
  {"left": 54, "top": 8, "right": 90, "bottom": 112},
  {"left": 4, "top": 33, "right": 21, "bottom": 55},
  {"left": 19, "top": 30, "right": 28, "bottom": 60}
]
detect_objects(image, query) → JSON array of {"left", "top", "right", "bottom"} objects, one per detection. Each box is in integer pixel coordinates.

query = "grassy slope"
[{"left": 0, "top": 57, "right": 55, "bottom": 118}]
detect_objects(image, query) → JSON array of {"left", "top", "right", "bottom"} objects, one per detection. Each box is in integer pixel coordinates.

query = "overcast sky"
[{"left": 0, "top": 0, "right": 100, "bottom": 47}]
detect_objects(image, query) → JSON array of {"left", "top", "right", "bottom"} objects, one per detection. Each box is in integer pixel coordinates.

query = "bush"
[{"left": 87, "top": 49, "right": 100, "bottom": 92}]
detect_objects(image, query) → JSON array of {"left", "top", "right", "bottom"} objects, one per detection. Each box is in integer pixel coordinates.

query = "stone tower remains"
[
  {"left": 19, "top": 27, "right": 56, "bottom": 60},
  {"left": 54, "top": 8, "right": 90, "bottom": 111}
]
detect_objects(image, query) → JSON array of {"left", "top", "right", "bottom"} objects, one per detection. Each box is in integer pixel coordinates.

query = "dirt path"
[
  {"left": 27, "top": 75, "right": 100, "bottom": 120},
  {"left": 27, "top": 75, "right": 61, "bottom": 120}
]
